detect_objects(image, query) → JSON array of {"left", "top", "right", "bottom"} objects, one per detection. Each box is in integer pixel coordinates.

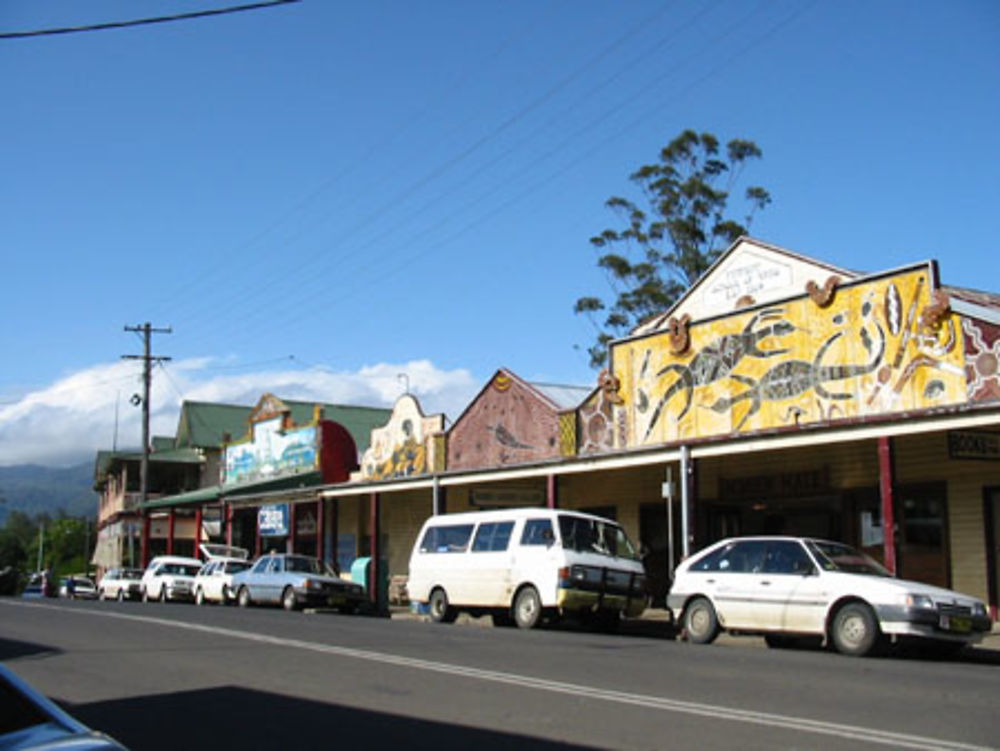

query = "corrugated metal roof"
[
  {"left": 174, "top": 399, "right": 391, "bottom": 454},
  {"left": 529, "top": 382, "right": 591, "bottom": 410}
]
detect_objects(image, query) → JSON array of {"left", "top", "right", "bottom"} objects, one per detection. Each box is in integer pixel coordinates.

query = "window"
[
  {"left": 252, "top": 557, "right": 270, "bottom": 574},
  {"left": 472, "top": 522, "right": 514, "bottom": 552},
  {"left": 520, "top": 519, "right": 554, "bottom": 546},
  {"left": 691, "top": 541, "right": 766, "bottom": 573},
  {"left": 419, "top": 524, "right": 475, "bottom": 553},
  {"left": 762, "top": 541, "right": 813, "bottom": 575}
]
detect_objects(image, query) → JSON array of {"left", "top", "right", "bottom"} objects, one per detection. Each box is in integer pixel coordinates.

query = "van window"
[
  {"left": 472, "top": 521, "right": 514, "bottom": 552},
  {"left": 520, "top": 519, "right": 554, "bottom": 546},
  {"left": 419, "top": 524, "right": 475, "bottom": 553},
  {"left": 558, "top": 515, "right": 640, "bottom": 561}
]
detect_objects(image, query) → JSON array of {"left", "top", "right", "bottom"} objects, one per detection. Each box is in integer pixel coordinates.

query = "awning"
[
  {"left": 222, "top": 471, "right": 323, "bottom": 504},
  {"left": 143, "top": 485, "right": 221, "bottom": 510}
]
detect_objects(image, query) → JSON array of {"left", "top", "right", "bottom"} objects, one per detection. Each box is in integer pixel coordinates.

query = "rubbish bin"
[{"left": 349, "top": 556, "right": 389, "bottom": 611}]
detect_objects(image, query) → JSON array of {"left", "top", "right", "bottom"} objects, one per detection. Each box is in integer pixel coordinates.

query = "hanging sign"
[
  {"left": 258, "top": 504, "right": 289, "bottom": 536},
  {"left": 948, "top": 431, "right": 1000, "bottom": 461}
]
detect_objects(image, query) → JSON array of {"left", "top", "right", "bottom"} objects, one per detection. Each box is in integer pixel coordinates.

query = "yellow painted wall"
[{"left": 611, "top": 269, "right": 966, "bottom": 446}]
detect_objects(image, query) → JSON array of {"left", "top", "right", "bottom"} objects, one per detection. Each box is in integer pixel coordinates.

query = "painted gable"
[
  {"left": 447, "top": 370, "right": 564, "bottom": 470},
  {"left": 634, "top": 237, "right": 856, "bottom": 335},
  {"left": 354, "top": 394, "right": 446, "bottom": 481}
]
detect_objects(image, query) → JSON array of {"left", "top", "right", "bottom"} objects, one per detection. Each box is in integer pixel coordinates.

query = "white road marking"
[{"left": 4, "top": 601, "right": 994, "bottom": 751}]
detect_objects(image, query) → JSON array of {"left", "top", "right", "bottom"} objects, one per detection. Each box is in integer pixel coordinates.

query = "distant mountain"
[{"left": 0, "top": 462, "right": 97, "bottom": 522}]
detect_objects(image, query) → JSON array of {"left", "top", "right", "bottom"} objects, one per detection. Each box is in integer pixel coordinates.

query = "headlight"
[
  {"left": 973, "top": 602, "right": 988, "bottom": 617},
  {"left": 902, "top": 593, "right": 934, "bottom": 609},
  {"left": 304, "top": 579, "right": 322, "bottom": 591}
]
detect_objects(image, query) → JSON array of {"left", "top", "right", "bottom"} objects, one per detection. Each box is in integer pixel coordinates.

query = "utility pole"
[{"left": 122, "top": 323, "right": 172, "bottom": 509}]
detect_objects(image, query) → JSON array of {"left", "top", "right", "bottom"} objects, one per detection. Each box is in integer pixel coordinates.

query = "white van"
[{"left": 408, "top": 508, "right": 648, "bottom": 629}]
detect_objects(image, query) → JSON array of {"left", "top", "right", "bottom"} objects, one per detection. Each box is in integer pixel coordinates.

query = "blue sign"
[{"left": 258, "top": 504, "right": 289, "bottom": 537}]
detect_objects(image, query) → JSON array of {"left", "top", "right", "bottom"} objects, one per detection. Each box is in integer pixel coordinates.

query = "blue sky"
[{"left": 1, "top": 0, "right": 998, "bottom": 466}]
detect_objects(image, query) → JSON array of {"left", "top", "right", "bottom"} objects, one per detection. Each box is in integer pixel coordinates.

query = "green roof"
[
  {"left": 174, "top": 399, "right": 390, "bottom": 454},
  {"left": 143, "top": 469, "right": 323, "bottom": 510}
]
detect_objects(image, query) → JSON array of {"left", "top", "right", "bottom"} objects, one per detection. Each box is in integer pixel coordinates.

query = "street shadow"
[
  {"left": 0, "top": 637, "right": 61, "bottom": 661},
  {"left": 65, "top": 686, "right": 604, "bottom": 751}
]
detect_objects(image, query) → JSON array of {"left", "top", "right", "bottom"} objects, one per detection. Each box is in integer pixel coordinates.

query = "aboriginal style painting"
[
  {"left": 447, "top": 369, "right": 566, "bottom": 471},
  {"left": 355, "top": 394, "right": 445, "bottom": 481},
  {"left": 963, "top": 318, "right": 1000, "bottom": 403},
  {"left": 610, "top": 265, "right": 971, "bottom": 448}
]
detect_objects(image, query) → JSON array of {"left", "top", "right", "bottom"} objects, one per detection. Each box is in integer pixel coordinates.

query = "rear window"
[
  {"left": 472, "top": 522, "right": 514, "bottom": 552},
  {"left": 419, "top": 524, "right": 474, "bottom": 553}
]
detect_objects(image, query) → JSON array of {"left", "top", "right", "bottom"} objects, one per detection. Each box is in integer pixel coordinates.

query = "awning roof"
[{"left": 142, "top": 470, "right": 323, "bottom": 510}]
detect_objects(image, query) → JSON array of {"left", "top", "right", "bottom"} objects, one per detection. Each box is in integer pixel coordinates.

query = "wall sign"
[
  {"left": 719, "top": 467, "right": 832, "bottom": 500},
  {"left": 470, "top": 487, "right": 545, "bottom": 508},
  {"left": 258, "top": 504, "right": 289, "bottom": 536},
  {"left": 948, "top": 431, "right": 1000, "bottom": 461}
]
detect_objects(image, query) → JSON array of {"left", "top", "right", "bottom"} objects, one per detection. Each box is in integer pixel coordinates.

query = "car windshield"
[
  {"left": 121, "top": 570, "right": 142, "bottom": 580},
  {"left": 806, "top": 540, "right": 890, "bottom": 576},
  {"left": 225, "top": 561, "right": 250, "bottom": 574},
  {"left": 284, "top": 556, "right": 335, "bottom": 576},
  {"left": 557, "top": 515, "right": 640, "bottom": 561},
  {"left": 160, "top": 564, "right": 201, "bottom": 576}
]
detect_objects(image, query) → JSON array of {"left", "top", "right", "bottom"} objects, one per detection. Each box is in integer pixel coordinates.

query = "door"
[
  {"left": 467, "top": 521, "right": 515, "bottom": 605},
  {"left": 896, "top": 483, "right": 949, "bottom": 588},
  {"left": 760, "top": 540, "right": 827, "bottom": 634},
  {"left": 513, "top": 517, "right": 560, "bottom": 605}
]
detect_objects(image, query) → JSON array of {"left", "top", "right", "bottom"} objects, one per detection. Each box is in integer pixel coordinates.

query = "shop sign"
[
  {"left": 259, "top": 504, "right": 289, "bottom": 536},
  {"left": 719, "top": 467, "right": 831, "bottom": 500},
  {"left": 470, "top": 487, "right": 545, "bottom": 508},
  {"left": 948, "top": 431, "right": 1000, "bottom": 461},
  {"left": 225, "top": 418, "right": 318, "bottom": 486}
]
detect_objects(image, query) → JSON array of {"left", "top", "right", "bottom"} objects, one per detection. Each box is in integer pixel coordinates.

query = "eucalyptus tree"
[{"left": 575, "top": 129, "right": 771, "bottom": 367}]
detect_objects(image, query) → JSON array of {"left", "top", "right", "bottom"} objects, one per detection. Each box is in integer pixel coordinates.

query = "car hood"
[{"left": 824, "top": 572, "right": 982, "bottom": 605}]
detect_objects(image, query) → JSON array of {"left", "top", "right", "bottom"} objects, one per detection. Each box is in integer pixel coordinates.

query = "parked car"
[
  {"left": 0, "top": 663, "right": 128, "bottom": 750},
  {"left": 21, "top": 571, "right": 56, "bottom": 599},
  {"left": 408, "top": 508, "right": 648, "bottom": 630},
  {"left": 230, "top": 553, "right": 365, "bottom": 613},
  {"left": 59, "top": 576, "right": 98, "bottom": 600},
  {"left": 192, "top": 544, "right": 250, "bottom": 605},
  {"left": 667, "top": 536, "right": 993, "bottom": 657},
  {"left": 97, "top": 568, "right": 144, "bottom": 601},
  {"left": 140, "top": 556, "right": 203, "bottom": 603}
]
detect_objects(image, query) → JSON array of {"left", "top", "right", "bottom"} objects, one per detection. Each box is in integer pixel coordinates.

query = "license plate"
[
  {"left": 940, "top": 615, "right": 971, "bottom": 633},
  {"left": 326, "top": 595, "right": 345, "bottom": 606}
]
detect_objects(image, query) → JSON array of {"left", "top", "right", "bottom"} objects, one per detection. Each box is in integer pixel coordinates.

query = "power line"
[{"left": 0, "top": 0, "right": 300, "bottom": 40}]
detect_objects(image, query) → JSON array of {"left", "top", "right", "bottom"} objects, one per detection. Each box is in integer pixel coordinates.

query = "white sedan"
[{"left": 667, "top": 536, "right": 992, "bottom": 657}]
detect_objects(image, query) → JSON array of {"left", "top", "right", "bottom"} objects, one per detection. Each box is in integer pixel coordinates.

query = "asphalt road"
[{"left": 1, "top": 598, "right": 998, "bottom": 751}]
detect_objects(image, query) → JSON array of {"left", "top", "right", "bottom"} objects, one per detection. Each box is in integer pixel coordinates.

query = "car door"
[
  {"left": 262, "top": 556, "right": 284, "bottom": 603},
  {"left": 513, "top": 518, "right": 561, "bottom": 604},
  {"left": 247, "top": 557, "right": 272, "bottom": 602},
  {"left": 467, "top": 521, "right": 515, "bottom": 606},
  {"left": 708, "top": 540, "right": 768, "bottom": 629},
  {"left": 760, "top": 540, "right": 827, "bottom": 634}
]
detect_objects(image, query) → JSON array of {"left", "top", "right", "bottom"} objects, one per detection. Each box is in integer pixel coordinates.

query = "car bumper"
[
  {"left": 875, "top": 604, "right": 992, "bottom": 642},
  {"left": 165, "top": 585, "right": 194, "bottom": 601},
  {"left": 556, "top": 588, "right": 647, "bottom": 618},
  {"left": 296, "top": 587, "right": 366, "bottom": 609}
]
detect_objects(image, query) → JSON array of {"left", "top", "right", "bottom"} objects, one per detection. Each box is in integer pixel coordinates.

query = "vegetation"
[
  {"left": 575, "top": 129, "right": 771, "bottom": 367},
  {"left": 0, "top": 510, "right": 96, "bottom": 591}
]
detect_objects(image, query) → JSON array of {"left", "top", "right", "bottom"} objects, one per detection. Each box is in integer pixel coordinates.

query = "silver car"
[{"left": 230, "top": 553, "right": 365, "bottom": 613}]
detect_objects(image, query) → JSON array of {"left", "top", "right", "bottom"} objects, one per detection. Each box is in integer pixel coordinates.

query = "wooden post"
[
  {"left": 141, "top": 513, "right": 151, "bottom": 567},
  {"left": 546, "top": 474, "right": 558, "bottom": 509},
  {"left": 369, "top": 492, "right": 382, "bottom": 611},
  {"left": 878, "top": 436, "right": 897, "bottom": 575},
  {"left": 289, "top": 502, "right": 297, "bottom": 555},
  {"left": 194, "top": 507, "right": 203, "bottom": 559},
  {"left": 166, "top": 510, "right": 175, "bottom": 556},
  {"left": 316, "top": 499, "right": 324, "bottom": 563},
  {"left": 224, "top": 504, "right": 233, "bottom": 547}
]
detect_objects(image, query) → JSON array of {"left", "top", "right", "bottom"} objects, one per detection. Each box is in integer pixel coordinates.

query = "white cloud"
[{"left": 0, "top": 358, "right": 478, "bottom": 467}]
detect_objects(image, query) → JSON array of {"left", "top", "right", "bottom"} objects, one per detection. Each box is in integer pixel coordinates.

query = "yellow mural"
[{"left": 611, "top": 268, "right": 967, "bottom": 448}]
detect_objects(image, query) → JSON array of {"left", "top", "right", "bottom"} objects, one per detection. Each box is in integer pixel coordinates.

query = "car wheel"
[
  {"left": 513, "top": 586, "right": 542, "bottom": 629},
  {"left": 683, "top": 597, "right": 720, "bottom": 644},
  {"left": 831, "top": 602, "right": 882, "bottom": 657},
  {"left": 429, "top": 588, "right": 457, "bottom": 624},
  {"left": 282, "top": 587, "right": 299, "bottom": 612},
  {"left": 195, "top": 588, "right": 205, "bottom": 606},
  {"left": 238, "top": 586, "right": 252, "bottom": 608}
]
